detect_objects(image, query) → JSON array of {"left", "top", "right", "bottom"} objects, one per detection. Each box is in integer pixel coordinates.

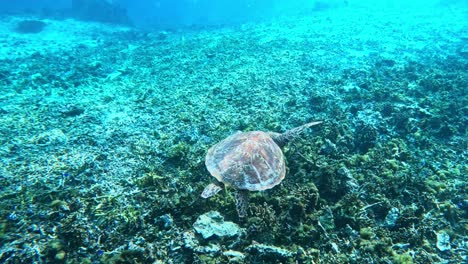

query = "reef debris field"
[{"left": 0, "top": 6, "right": 467, "bottom": 264}]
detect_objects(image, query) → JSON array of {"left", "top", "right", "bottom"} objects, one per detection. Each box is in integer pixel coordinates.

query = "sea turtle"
[{"left": 201, "top": 121, "right": 323, "bottom": 217}]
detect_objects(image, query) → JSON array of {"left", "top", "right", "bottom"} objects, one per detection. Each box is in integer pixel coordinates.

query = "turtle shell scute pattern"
[{"left": 205, "top": 131, "right": 286, "bottom": 191}]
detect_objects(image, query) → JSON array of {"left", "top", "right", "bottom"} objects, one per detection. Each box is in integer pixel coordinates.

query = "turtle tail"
[{"left": 272, "top": 121, "right": 323, "bottom": 147}]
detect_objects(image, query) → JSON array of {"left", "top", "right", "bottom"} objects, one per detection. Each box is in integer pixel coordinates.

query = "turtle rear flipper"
[{"left": 235, "top": 190, "right": 249, "bottom": 218}]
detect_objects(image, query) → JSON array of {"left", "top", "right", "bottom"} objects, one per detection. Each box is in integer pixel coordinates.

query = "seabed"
[{"left": 0, "top": 6, "right": 466, "bottom": 264}]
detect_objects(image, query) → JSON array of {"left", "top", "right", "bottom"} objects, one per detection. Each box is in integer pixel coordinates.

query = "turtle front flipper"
[
  {"left": 235, "top": 189, "right": 249, "bottom": 218},
  {"left": 201, "top": 183, "right": 223, "bottom": 198}
]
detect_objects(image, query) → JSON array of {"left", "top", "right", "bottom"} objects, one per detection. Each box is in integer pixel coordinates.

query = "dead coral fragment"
[
  {"left": 193, "top": 211, "right": 242, "bottom": 239},
  {"left": 246, "top": 242, "right": 294, "bottom": 261},
  {"left": 436, "top": 230, "right": 451, "bottom": 251}
]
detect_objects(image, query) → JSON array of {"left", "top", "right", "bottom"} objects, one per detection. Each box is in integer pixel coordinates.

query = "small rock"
[
  {"left": 195, "top": 243, "right": 221, "bottom": 255},
  {"left": 246, "top": 242, "right": 293, "bottom": 259},
  {"left": 34, "top": 129, "right": 68, "bottom": 145},
  {"left": 223, "top": 250, "right": 245, "bottom": 262},
  {"left": 183, "top": 231, "right": 222, "bottom": 256},
  {"left": 206, "top": 52, "right": 216, "bottom": 59},
  {"left": 31, "top": 73, "right": 43, "bottom": 81},
  {"left": 182, "top": 231, "right": 198, "bottom": 250},
  {"left": 331, "top": 242, "right": 340, "bottom": 254},
  {"left": 156, "top": 214, "right": 173, "bottom": 229},
  {"left": 193, "top": 211, "right": 241, "bottom": 239},
  {"left": 338, "top": 166, "right": 359, "bottom": 193},
  {"left": 436, "top": 230, "right": 451, "bottom": 251},
  {"left": 60, "top": 104, "right": 84, "bottom": 117},
  {"left": 383, "top": 207, "right": 400, "bottom": 228},
  {"left": 106, "top": 71, "right": 122, "bottom": 81},
  {"left": 88, "top": 60, "right": 102, "bottom": 70}
]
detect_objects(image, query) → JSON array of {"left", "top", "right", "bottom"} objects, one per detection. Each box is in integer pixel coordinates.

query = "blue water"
[{"left": 1, "top": 0, "right": 465, "bottom": 27}]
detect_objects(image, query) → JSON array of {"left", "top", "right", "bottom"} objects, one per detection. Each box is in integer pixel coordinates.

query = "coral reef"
[{"left": 0, "top": 5, "right": 466, "bottom": 264}]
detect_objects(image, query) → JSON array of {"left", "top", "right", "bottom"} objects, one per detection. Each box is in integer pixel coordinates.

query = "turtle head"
[
  {"left": 272, "top": 121, "right": 323, "bottom": 147},
  {"left": 201, "top": 182, "right": 223, "bottom": 198}
]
